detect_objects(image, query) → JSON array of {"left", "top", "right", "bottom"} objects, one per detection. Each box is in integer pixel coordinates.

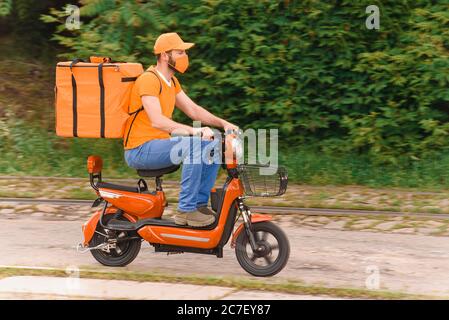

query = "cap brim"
[{"left": 175, "top": 42, "right": 195, "bottom": 51}]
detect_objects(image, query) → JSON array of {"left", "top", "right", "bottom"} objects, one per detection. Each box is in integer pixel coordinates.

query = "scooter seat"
[
  {"left": 97, "top": 182, "right": 139, "bottom": 193},
  {"left": 137, "top": 165, "right": 180, "bottom": 177}
]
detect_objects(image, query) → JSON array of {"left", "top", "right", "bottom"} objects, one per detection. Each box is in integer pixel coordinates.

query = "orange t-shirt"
[{"left": 123, "top": 66, "right": 182, "bottom": 150}]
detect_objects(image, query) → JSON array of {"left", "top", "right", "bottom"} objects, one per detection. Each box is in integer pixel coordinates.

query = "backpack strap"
[
  {"left": 69, "top": 58, "right": 84, "bottom": 137},
  {"left": 98, "top": 63, "right": 105, "bottom": 138},
  {"left": 124, "top": 107, "right": 143, "bottom": 147},
  {"left": 147, "top": 69, "right": 177, "bottom": 90},
  {"left": 124, "top": 70, "right": 161, "bottom": 147},
  {"left": 146, "top": 70, "right": 163, "bottom": 95}
]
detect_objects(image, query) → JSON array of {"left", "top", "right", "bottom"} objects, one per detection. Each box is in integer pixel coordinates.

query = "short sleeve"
[
  {"left": 173, "top": 76, "right": 182, "bottom": 94},
  {"left": 135, "top": 72, "right": 161, "bottom": 97}
]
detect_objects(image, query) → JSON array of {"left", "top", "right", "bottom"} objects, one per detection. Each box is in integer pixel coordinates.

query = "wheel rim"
[
  {"left": 241, "top": 230, "right": 281, "bottom": 269},
  {"left": 94, "top": 227, "right": 131, "bottom": 258}
]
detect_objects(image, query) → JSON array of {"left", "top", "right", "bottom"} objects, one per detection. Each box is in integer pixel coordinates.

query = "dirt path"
[{"left": 1, "top": 216, "right": 448, "bottom": 297}]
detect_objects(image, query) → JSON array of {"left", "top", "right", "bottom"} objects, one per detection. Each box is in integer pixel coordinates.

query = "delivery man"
[{"left": 123, "top": 32, "right": 238, "bottom": 227}]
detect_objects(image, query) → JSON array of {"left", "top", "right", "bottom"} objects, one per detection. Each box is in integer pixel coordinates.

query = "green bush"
[{"left": 42, "top": 0, "right": 449, "bottom": 164}]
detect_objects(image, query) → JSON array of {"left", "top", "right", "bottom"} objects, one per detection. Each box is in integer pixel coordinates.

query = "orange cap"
[{"left": 154, "top": 33, "right": 195, "bottom": 54}]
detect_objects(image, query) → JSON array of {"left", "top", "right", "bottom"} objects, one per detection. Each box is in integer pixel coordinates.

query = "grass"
[
  {"left": 431, "top": 222, "right": 449, "bottom": 236},
  {"left": 2, "top": 124, "right": 449, "bottom": 189},
  {"left": 67, "top": 189, "right": 98, "bottom": 200},
  {"left": 0, "top": 266, "right": 441, "bottom": 300},
  {"left": 0, "top": 191, "right": 36, "bottom": 198},
  {"left": 1, "top": 117, "right": 449, "bottom": 190},
  {"left": 279, "top": 145, "right": 449, "bottom": 190}
]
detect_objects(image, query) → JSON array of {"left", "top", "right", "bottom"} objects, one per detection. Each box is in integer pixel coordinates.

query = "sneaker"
[
  {"left": 197, "top": 206, "right": 216, "bottom": 216},
  {"left": 187, "top": 210, "right": 216, "bottom": 227},
  {"left": 173, "top": 212, "right": 188, "bottom": 225}
]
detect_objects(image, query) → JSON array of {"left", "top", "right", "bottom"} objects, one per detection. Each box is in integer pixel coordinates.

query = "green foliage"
[
  {"left": 1, "top": 0, "right": 74, "bottom": 56},
  {"left": 42, "top": 0, "right": 449, "bottom": 164},
  {"left": 0, "top": 0, "right": 12, "bottom": 17}
]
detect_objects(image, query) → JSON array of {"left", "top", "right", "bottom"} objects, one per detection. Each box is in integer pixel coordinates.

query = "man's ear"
[{"left": 161, "top": 52, "right": 170, "bottom": 62}]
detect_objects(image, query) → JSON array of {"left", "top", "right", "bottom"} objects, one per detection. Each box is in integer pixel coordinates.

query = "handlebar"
[
  {"left": 172, "top": 128, "right": 241, "bottom": 140},
  {"left": 170, "top": 128, "right": 241, "bottom": 168}
]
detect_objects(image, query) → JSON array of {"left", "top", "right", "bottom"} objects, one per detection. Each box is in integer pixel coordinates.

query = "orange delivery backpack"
[{"left": 55, "top": 57, "right": 144, "bottom": 138}]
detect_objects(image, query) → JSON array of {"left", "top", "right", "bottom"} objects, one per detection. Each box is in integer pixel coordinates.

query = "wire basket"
[{"left": 237, "top": 165, "right": 288, "bottom": 197}]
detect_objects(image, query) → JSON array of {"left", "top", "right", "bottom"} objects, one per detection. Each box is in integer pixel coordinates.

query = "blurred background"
[{"left": 0, "top": 0, "right": 448, "bottom": 188}]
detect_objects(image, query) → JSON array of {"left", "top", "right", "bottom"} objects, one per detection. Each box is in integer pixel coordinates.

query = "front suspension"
[{"left": 236, "top": 197, "right": 260, "bottom": 252}]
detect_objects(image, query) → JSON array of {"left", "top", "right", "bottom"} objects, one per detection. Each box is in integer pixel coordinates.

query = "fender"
[
  {"left": 230, "top": 214, "right": 272, "bottom": 248},
  {"left": 81, "top": 207, "right": 137, "bottom": 246}
]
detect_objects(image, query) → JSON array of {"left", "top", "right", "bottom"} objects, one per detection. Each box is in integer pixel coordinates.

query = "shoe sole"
[
  {"left": 174, "top": 216, "right": 187, "bottom": 225},
  {"left": 187, "top": 217, "right": 216, "bottom": 227}
]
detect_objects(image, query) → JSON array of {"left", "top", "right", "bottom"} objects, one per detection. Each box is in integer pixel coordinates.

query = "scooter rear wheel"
[
  {"left": 90, "top": 215, "right": 141, "bottom": 267},
  {"left": 235, "top": 221, "right": 290, "bottom": 277}
]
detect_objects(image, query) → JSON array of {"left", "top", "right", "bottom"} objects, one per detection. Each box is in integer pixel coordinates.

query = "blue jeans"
[{"left": 124, "top": 136, "right": 221, "bottom": 212}]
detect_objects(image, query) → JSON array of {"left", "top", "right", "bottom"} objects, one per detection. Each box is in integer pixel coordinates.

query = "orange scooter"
[{"left": 78, "top": 131, "right": 290, "bottom": 277}]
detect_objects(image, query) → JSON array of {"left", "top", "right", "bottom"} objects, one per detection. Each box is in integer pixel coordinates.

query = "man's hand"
[
  {"left": 222, "top": 121, "right": 239, "bottom": 133},
  {"left": 192, "top": 126, "right": 215, "bottom": 140}
]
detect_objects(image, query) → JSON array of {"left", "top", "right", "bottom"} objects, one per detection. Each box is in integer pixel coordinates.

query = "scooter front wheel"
[
  {"left": 90, "top": 215, "right": 141, "bottom": 267},
  {"left": 235, "top": 221, "right": 290, "bottom": 277}
]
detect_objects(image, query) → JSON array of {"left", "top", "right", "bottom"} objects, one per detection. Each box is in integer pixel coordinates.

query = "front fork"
[{"left": 236, "top": 196, "right": 260, "bottom": 252}]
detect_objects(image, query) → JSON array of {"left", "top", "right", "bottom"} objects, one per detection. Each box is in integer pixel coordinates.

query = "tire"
[
  {"left": 89, "top": 215, "right": 141, "bottom": 267},
  {"left": 235, "top": 221, "right": 290, "bottom": 277}
]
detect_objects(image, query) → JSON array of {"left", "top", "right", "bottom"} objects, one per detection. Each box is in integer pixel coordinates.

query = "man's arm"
[
  {"left": 175, "top": 90, "right": 238, "bottom": 130},
  {"left": 142, "top": 95, "right": 196, "bottom": 135}
]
